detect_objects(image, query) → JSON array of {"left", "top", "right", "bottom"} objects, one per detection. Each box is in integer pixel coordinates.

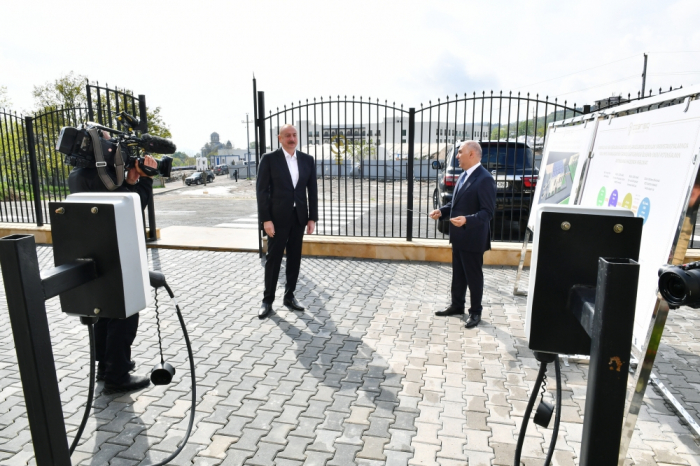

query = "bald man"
[
  {"left": 430, "top": 141, "right": 496, "bottom": 329},
  {"left": 256, "top": 124, "right": 318, "bottom": 319}
]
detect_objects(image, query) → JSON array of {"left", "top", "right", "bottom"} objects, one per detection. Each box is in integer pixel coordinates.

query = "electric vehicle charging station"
[
  {"left": 0, "top": 193, "right": 195, "bottom": 466},
  {"left": 522, "top": 205, "right": 642, "bottom": 466}
]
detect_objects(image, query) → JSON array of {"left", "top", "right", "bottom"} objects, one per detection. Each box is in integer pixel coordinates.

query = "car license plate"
[{"left": 497, "top": 181, "right": 510, "bottom": 189}]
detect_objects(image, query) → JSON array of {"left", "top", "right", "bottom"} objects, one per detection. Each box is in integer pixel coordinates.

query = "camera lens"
[{"left": 665, "top": 275, "right": 687, "bottom": 302}]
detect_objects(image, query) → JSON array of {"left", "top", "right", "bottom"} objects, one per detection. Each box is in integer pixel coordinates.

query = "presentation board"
[
  {"left": 527, "top": 121, "right": 598, "bottom": 230},
  {"left": 578, "top": 100, "right": 700, "bottom": 349}
]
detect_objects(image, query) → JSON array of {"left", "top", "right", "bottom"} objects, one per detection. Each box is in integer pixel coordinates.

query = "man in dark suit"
[
  {"left": 430, "top": 141, "right": 496, "bottom": 329},
  {"left": 256, "top": 124, "right": 318, "bottom": 319}
]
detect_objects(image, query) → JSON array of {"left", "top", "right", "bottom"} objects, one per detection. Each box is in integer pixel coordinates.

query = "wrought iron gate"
[{"left": 254, "top": 80, "right": 583, "bottom": 242}]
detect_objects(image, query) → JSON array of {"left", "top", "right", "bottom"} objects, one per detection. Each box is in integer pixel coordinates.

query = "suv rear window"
[
  {"left": 481, "top": 144, "right": 533, "bottom": 169},
  {"left": 448, "top": 143, "right": 533, "bottom": 169}
]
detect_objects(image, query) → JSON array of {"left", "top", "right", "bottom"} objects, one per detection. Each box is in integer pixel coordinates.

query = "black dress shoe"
[
  {"left": 97, "top": 360, "right": 136, "bottom": 381},
  {"left": 283, "top": 297, "right": 305, "bottom": 311},
  {"left": 465, "top": 314, "right": 481, "bottom": 329},
  {"left": 435, "top": 306, "right": 465, "bottom": 317},
  {"left": 104, "top": 375, "right": 150, "bottom": 393},
  {"left": 259, "top": 303, "right": 273, "bottom": 319}
]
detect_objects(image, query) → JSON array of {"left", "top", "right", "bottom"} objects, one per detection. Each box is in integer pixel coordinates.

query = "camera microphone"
[{"left": 140, "top": 133, "right": 177, "bottom": 154}]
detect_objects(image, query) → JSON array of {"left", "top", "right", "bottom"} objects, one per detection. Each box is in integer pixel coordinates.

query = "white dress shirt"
[
  {"left": 283, "top": 147, "right": 299, "bottom": 207},
  {"left": 282, "top": 148, "right": 299, "bottom": 187}
]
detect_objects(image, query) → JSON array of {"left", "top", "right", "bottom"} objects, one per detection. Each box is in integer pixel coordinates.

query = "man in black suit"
[
  {"left": 256, "top": 124, "right": 318, "bottom": 319},
  {"left": 430, "top": 141, "right": 496, "bottom": 329}
]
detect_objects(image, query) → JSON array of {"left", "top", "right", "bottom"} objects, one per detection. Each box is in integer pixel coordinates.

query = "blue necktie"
[{"left": 455, "top": 172, "right": 467, "bottom": 197}]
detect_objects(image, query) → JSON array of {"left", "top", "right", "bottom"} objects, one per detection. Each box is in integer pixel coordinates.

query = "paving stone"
[
  {"left": 357, "top": 436, "right": 390, "bottom": 461},
  {"left": 199, "top": 435, "right": 239, "bottom": 459},
  {"left": 327, "top": 443, "right": 362, "bottom": 466},
  {"left": 0, "top": 249, "right": 697, "bottom": 466}
]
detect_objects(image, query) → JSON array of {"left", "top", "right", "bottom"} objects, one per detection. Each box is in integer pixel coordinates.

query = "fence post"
[
  {"left": 257, "top": 92, "right": 266, "bottom": 166},
  {"left": 256, "top": 91, "right": 266, "bottom": 259},
  {"left": 24, "top": 117, "right": 44, "bottom": 227},
  {"left": 138, "top": 95, "right": 148, "bottom": 133},
  {"left": 146, "top": 196, "right": 157, "bottom": 242},
  {"left": 86, "top": 84, "right": 94, "bottom": 122},
  {"left": 406, "top": 108, "right": 415, "bottom": 241}
]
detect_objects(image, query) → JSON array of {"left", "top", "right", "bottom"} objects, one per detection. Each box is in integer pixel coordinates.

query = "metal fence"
[
  {"left": 254, "top": 81, "right": 582, "bottom": 241},
  {"left": 0, "top": 83, "right": 157, "bottom": 240}
]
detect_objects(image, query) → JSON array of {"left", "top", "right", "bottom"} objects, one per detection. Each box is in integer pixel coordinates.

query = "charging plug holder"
[
  {"left": 534, "top": 400, "right": 554, "bottom": 427},
  {"left": 151, "top": 362, "right": 176, "bottom": 385}
]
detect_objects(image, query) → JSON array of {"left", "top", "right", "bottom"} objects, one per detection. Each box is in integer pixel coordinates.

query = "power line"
[
  {"left": 513, "top": 53, "right": 640, "bottom": 90},
  {"left": 554, "top": 75, "right": 639, "bottom": 97},
  {"left": 649, "top": 51, "right": 700, "bottom": 54},
  {"left": 650, "top": 71, "right": 700, "bottom": 76}
]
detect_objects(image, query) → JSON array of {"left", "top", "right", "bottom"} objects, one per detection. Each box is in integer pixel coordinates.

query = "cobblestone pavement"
[{"left": 1, "top": 248, "right": 700, "bottom": 465}]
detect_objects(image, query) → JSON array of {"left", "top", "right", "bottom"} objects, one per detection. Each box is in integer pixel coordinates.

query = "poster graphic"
[
  {"left": 538, "top": 152, "right": 580, "bottom": 204},
  {"left": 528, "top": 122, "right": 598, "bottom": 230},
  {"left": 579, "top": 101, "right": 700, "bottom": 349}
]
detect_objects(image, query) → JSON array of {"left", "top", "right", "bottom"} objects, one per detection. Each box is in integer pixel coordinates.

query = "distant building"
[
  {"left": 270, "top": 119, "right": 491, "bottom": 160},
  {"left": 201, "top": 132, "right": 253, "bottom": 165},
  {"left": 592, "top": 95, "right": 630, "bottom": 112}
]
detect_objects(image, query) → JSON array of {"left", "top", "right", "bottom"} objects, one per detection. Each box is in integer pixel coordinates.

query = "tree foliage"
[
  {"left": 0, "top": 86, "right": 11, "bottom": 109},
  {"left": 33, "top": 71, "right": 88, "bottom": 110}
]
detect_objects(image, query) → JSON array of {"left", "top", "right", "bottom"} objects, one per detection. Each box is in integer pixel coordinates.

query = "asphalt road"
[{"left": 152, "top": 175, "right": 458, "bottom": 240}]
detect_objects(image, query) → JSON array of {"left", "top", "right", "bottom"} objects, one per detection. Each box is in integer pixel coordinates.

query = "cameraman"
[{"left": 68, "top": 134, "right": 157, "bottom": 393}]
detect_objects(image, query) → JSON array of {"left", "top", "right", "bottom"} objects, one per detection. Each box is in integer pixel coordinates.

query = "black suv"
[
  {"left": 432, "top": 141, "right": 538, "bottom": 240},
  {"left": 213, "top": 164, "right": 229, "bottom": 175},
  {"left": 185, "top": 170, "right": 215, "bottom": 186}
]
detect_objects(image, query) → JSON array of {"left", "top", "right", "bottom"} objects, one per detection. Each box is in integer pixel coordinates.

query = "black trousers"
[
  {"left": 263, "top": 213, "right": 305, "bottom": 304},
  {"left": 95, "top": 313, "right": 139, "bottom": 384},
  {"left": 451, "top": 248, "right": 484, "bottom": 315}
]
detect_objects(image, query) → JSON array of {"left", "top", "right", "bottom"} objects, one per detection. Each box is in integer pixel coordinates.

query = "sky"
[{"left": 2, "top": 0, "right": 699, "bottom": 155}]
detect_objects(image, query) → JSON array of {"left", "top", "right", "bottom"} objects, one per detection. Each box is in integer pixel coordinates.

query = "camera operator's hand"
[
  {"left": 136, "top": 155, "right": 157, "bottom": 177},
  {"left": 126, "top": 155, "right": 157, "bottom": 185}
]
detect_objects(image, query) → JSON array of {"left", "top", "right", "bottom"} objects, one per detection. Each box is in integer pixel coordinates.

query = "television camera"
[
  {"left": 658, "top": 261, "right": 700, "bottom": 308},
  {"left": 55, "top": 111, "right": 175, "bottom": 183}
]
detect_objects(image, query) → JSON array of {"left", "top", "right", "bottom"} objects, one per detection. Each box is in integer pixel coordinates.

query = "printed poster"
[
  {"left": 528, "top": 122, "right": 597, "bottom": 230},
  {"left": 579, "top": 101, "right": 700, "bottom": 349}
]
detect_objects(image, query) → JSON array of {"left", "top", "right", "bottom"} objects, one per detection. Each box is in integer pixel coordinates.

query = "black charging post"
[
  {"left": 569, "top": 258, "right": 639, "bottom": 465},
  {"left": 525, "top": 207, "right": 643, "bottom": 466},
  {"left": 0, "top": 234, "right": 98, "bottom": 466}
]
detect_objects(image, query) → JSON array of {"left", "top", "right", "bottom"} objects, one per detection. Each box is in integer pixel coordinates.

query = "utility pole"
[
  {"left": 641, "top": 53, "right": 648, "bottom": 99},
  {"left": 242, "top": 114, "right": 252, "bottom": 179}
]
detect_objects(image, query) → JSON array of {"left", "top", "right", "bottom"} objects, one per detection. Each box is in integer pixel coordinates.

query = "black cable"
[
  {"left": 154, "top": 288, "right": 165, "bottom": 364},
  {"left": 69, "top": 322, "right": 96, "bottom": 455},
  {"left": 144, "top": 282, "right": 196, "bottom": 466},
  {"left": 514, "top": 361, "right": 548, "bottom": 466},
  {"left": 544, "top": 356, "right": 562, "bottom": 466}
]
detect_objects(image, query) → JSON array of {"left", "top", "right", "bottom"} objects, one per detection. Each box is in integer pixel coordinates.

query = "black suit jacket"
[
  {"left": 439, "top": 164, "right": 496, "bottom": 253},
  {"left": 257, "top": 148, "right": 318, "bottom": 228}
]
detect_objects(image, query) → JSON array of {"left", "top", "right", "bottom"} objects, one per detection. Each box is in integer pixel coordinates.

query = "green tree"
[
  {"left": 0, "top": 86, "right": 11, "bottom": 109},
  {"left": 32, "top": 71, "right": 88, "bottom": 109},
  {"left": 145, "top": 106, "right": 171, "bottom": 138},
  {"left": 346, "top": 138, "right": 377, "bottom": 160},
  {"left": 490, "top": 127, "right": 507, "bottom": 140}
]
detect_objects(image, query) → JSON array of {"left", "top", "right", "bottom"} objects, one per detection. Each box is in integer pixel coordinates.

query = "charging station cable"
[
  {"left": 66, "top": 273, "right": 196, "bottom": 466},
  {"left": 146, "top": 277, "right": 197, "bottom": 466},
  {"left": 513, "top": 354, "right": 562, "bottom": 466},
  {"left": 68, "top": 318, "right": 96, "bottom": 455}
]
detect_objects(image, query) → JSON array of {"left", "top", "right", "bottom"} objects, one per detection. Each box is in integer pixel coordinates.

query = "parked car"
[
  {"left": 185, "top": 171, "right": 215, "bottom": 186},
  {"left": 432, "top": 141, "right": 538, "bottom": 240},
  {"left": 214, "top": 164, "right": 229, "bottom": 175}
]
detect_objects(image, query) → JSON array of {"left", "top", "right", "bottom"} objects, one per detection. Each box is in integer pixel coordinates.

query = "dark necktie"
[{"left": 455, "top": 172, "right": 467, "bottom": 197}]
